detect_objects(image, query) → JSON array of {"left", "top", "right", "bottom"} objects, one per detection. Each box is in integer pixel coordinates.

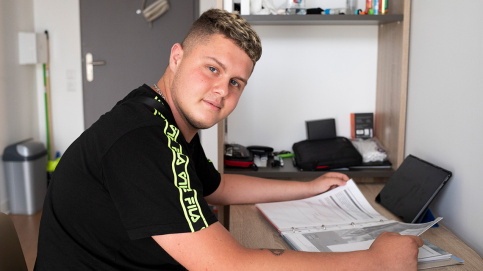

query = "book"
[
  {"left": 305, "top": 118, "right": 336, "bottom": 140},
  {"left": 418, "top": 239, "right": 464, "bottom": 269},
  {"left": 348, "top": 160, "right": 392, "bottom": 169},
  {"left": 350, "top": 113, "right": 374, "bottom": 139},
  {"left": 255, "top": 180, "right": 461, "bottom": 268}
]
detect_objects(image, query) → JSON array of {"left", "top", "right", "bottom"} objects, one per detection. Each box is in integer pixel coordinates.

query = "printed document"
[{"left": 255, "top": 180, "right": 446, "bottom": 262}]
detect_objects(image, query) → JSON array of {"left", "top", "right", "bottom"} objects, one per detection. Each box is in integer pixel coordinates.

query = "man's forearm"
[
  {"left": 206, "top": 174, "right": 314, "bottom": 205},
  {"left": 206, "top": 173, "right": 349, "bottom": 205},
  {"left": 248, "top": 248, "right": 382, "bottom": 271},
  {"left": 154, "top": 220, "right": 421, "bottom": 271}
]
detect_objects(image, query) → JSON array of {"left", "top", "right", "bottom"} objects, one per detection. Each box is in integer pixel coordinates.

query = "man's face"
[{"left": 170, "top": 34, "right": 254, "bottom": 131}]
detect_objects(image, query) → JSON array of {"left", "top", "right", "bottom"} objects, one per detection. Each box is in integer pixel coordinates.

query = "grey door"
[{"left": 80, "top": 0, "right": 198, "bottom": 128}]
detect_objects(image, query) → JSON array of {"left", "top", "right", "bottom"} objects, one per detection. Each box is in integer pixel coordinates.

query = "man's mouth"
[{"left": 203, "top": 99, "right": 222, "bottom": 110}]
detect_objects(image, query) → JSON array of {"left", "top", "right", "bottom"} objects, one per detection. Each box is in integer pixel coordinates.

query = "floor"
[{"left": 9, "top": 211, "right": 42, "bottom": 271}]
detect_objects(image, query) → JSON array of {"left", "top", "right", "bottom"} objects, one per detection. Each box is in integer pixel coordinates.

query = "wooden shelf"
[
  {"left": 243, "top": 14, "right": 404, "bottom": 25},
  {"left": 224, "top": 158, "right": 394, "bottom": 180},
  {"left": 219, "top": 0, "right": 411, "bottom": 177}
]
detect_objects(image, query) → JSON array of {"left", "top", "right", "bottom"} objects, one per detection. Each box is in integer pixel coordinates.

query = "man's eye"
[{"left": 230, "top": 79, "right": 239, "bottom": 87}]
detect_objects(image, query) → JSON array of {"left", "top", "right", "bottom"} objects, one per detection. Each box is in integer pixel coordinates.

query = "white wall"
[
  {"left": 227, "top": 24, "right": 378, "bottom": 151},
  {"left": 0, "top": 0, "right": 39, "bottom": 213},
  {"left": 406, "top": 0, "right": 483, "bottom": 257},
  {"left": 0, "top": 0, "right": 83, "bottom": 213},
  {"left": 33, "top": 0, "right": 84, "bottom": 157}
]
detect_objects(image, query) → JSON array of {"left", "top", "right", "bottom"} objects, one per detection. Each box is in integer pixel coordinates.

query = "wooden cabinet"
[{"left": 217, "top": 0, "right": 412, "bottom": 180}]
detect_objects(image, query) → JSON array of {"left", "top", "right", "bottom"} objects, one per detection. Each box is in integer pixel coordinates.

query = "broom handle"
[{"left": 44, "top": 30, "right": 54, "bottom": 160}]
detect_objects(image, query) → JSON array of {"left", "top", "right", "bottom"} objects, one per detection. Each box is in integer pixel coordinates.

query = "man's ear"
[{"left": 169, "top": 43, "right": 183, "bottom": 72}]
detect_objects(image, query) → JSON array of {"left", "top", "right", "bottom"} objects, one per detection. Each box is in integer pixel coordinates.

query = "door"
[{"left": 80, "top": 0, "right": 198, "bottom": 128}]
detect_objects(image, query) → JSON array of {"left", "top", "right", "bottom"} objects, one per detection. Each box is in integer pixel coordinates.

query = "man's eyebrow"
[
  {"left": 207, "top": 57, "right": 248, "bottom": 85},
  {"left": 207, "top": 56, "right": 226, "bottom": 71}
]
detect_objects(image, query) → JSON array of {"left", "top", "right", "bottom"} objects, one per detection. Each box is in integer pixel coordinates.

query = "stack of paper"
[{"left": 255, "top": 180, "right": 463, "bottom": 269}]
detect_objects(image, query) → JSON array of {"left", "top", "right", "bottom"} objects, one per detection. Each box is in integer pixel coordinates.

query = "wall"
[
  {"left": 225, "top": 1, "right": 376, "bottom": 152},
  {"left": 0, "top": 0, "right": 83, "bottom": 213},
  {"left": 0, "top": 0, "right": 39, "bottom": 213},
  {"left": 227, "top": 24, "right": 378, "bottom": 151},
  {"left": 33, "top": 0, "right": 84, "bottom": 157},
  {"left": 406, "top": 0, "right": 483, "bottom": 257}
]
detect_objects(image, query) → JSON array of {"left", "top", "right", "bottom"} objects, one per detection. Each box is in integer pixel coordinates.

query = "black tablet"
[{"left": 376, "top": 155, "right": 452, "bottom": 223}]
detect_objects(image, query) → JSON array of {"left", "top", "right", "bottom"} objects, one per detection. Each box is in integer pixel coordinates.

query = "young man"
[{"left": 35, "top": 9, "right": 423, "bottom": 270}]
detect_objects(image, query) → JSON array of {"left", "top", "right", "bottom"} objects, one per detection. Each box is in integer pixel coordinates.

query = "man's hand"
[
  {"left": 368, "top": 232, "right": 424, "bottom": 271},
  {"left": 308, "top": 172, "right": 350, "bottom": 195}
]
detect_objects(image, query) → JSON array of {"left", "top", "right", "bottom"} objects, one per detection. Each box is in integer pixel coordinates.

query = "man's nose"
[{"left": 213, "top": 79, "right": 229, "bottom": 97}]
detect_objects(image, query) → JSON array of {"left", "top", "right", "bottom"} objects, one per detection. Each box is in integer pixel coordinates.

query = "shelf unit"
[
  {"left": 217, "top": 0, "right": 411, "bottom": 181},
  {"left": 216, "top": 0, "right": 412, "bottom": 228}
]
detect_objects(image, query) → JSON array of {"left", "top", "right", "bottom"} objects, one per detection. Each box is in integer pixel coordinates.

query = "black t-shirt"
[{"left": 35, "top": 85, "right": 221, "bottom": 270}]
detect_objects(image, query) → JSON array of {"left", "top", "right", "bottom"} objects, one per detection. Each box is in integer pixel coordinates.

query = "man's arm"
[
  {"left": 205, "top": 172, "right": 349, "bottom": 205},
  {"left": 153, "top": 221, "right": 423, "bottom": 271}
]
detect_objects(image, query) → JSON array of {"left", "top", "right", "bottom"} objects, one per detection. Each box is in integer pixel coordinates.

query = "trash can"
[{"left": 2, "top": 139, "right": 47, "bottom": 215}]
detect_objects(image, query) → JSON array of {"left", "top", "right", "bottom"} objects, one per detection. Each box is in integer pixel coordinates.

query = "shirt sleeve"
[
  {"left": 189, "top": 134, "right": 221, "bottom": 197},
  {"left": 102, "top": 126, "right": 218, "bottom": 240}
]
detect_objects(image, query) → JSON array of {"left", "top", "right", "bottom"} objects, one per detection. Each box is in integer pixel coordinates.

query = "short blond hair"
[{"left": 182, "top": 9, "right": 262, "bottom": 65}]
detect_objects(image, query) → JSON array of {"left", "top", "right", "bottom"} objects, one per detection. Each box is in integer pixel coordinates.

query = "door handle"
[{"left": 86, "top": 53, "right": 106, "bottom": 82}]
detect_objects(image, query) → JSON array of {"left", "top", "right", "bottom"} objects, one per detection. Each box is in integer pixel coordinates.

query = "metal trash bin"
[{"left": 2, "top": 139, "right": 47, "bottom": 215}]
